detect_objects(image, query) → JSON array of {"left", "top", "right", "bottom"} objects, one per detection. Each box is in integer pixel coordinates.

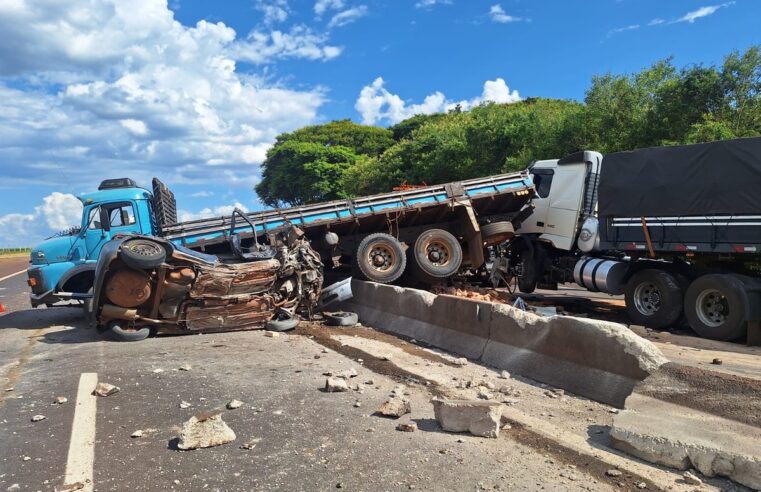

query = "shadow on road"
[{"left": 0, "top": 307, "right": 104, "bottom": 344}]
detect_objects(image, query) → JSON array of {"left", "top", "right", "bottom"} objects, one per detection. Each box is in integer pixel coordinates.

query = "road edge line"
[
  {"left": 64, "top": 372, "right": 98, "bottom": 492},
  {"left": 0, "top": 269, "right": 26, "bottom": 284}
]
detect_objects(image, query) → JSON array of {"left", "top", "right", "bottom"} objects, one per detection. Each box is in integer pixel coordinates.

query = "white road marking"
[
  {"left": 0, "top": 269, "right": 26, "bottom": 284},
  {"left": 64, "top": 373, "right": 98, "bottom": 492}
]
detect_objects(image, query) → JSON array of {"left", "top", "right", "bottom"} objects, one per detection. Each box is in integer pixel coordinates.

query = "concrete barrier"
[{"left": 344, "top": 280, "right": 667, "bottom": 407}]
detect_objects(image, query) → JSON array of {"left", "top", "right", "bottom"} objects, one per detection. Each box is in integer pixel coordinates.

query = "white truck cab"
[{"left": 516, "top": 151, "right": 603, "bottom": 252}]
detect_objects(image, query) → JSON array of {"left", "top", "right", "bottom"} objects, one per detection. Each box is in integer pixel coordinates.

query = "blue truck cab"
[{"left": 26, "top": 178, "right": 174, "bottom": 307}]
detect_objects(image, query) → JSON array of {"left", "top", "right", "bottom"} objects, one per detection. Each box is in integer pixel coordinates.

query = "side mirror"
[{"left": 99, "top": 207, "right": 111, "bottom": 232}]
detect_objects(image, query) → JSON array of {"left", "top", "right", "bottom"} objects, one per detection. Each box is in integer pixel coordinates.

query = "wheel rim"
[
  {"left": 127, "top": 241, "right": 162, "bottom": 257},
  {"left": 633, "top": 282, "right": 661, "bottom": 316},
  {"left": 366, "top": 243, "right": 397, "bottom": 273},
  {"left": 421, "top": 239, "right": 452, "bottom": 268},
  {"left": 695, "top": 289, "right": 728, "bottom": 327}
]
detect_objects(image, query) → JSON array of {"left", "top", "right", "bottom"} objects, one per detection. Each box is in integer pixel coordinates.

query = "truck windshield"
[{"left": 86, "top": 203, "right": 136, "bottom": 230}]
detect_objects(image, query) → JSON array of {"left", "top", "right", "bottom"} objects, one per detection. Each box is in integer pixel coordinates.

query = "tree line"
[{"left": 256, "top": 46, "right": 761, "bottom": 208}]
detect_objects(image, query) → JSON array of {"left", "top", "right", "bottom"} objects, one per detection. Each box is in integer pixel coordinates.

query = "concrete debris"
[
  {"left": 264, "top": 331, "right": 279, "bottom": 338},
  {"left": 179, "top": 364, "right": 192, "bottom": 371},
  {"left": 364, "top": 379, "right": 375, "bottom": 385},
  {"left": 353, "top": 401, "right": 362, "bottom": 408},
  {"left": 93, "top": 382, "right": 120, "bottom": 397},
  {"left": 6, "top": 484, "right": 20, "bottom": 491},
  {"left": 635, "top": 482, "right": 647, "bottom": 489},
  {"left": 396, "top": 422, "right": 417, "bottom": 432},
  {"left": 325, "top": 377, "right": 349, "bottom": 392},
  {"left": 240, "top": 438, "right": 261, "bottom": 450},
  {"left": 152, "top": 368, "right": 164, "bottom": 374},
  {"left": 179, "top": 401, "right": 191, "bottom": 409},
  {"left": 226, "top": 399, "right": 244, "bottom": 410},
  {"left": 22, "top": 456, "right": 30, "bottom": 461},
  {"left": 31, "top": 415, "right": 46, "bottom": 422},
  {"left": 177, "top": 413, "right": 236, "bottom": 450},
  {"left": 476, "top": 388, "right": 493, "bottom": 400},
  {"left": 499, "top": 370, "right": 510, "bottom": 379},
  {"left": 453, "top": 357, "right": 468, "bottom": 367},
  {"left": 337, "top": 368, "right": 358, "bottom": 379},
  {"left": 605, "top": 469, "right": 623, "bottom": 477},
  {"left": 711, "top": 358, "right": 723, "bottom": 365},
  {"left": 432, "top": 399, "right": 503, "bottom": 438},
  {"left": 682, "top": 471, "right": 702, "bottom": 485},
  {"left": 131, "top": 430, "right": 143, "bottom": 438},
  {"left": 377, "top": 397, "right": 411, "bottom": 418},
  {"left": 54, "top": 396, "right": 68, "bottom": 404}
]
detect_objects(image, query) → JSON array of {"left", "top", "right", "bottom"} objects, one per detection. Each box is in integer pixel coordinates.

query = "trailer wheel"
[
  {"left": 107, "top": 321, "right": 151, "bottom": 342},
  {"left": 684, "top": 274, "right": 748, "bottom": 341},
  {"left": 624, "top": 270, "right": 683, "bottom": 329},
  {"left": 412, "top": 229, "right": 463, "bottom": 280},
  {"left": 354, "top": 233, "right": 407, "bottom": 284},
  {"left": 121, "top": 239, "right": 166, "bottom": 270},
  {"left": 481, "top": 221, "right": 515, "bottom": 246}
]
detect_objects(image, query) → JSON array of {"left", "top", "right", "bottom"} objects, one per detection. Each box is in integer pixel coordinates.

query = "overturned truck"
[{"left": 90, "top": 226, "right": 323, "bottom": 341}]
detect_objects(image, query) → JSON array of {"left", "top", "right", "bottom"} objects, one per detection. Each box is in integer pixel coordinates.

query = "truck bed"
[{"left": 161, "top": 171, "right": 534, "bottom": 248}]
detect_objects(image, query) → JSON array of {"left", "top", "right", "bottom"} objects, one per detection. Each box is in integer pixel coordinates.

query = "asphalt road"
[{"left": 0, "top": 272, "right": 621, "bottom": 492}]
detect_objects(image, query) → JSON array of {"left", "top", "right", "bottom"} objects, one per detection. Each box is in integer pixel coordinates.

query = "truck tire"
[
  {"left": 325, "top": 311, "right": 359, "bottom": 327},
  {"left": 120, "top": 239, "right": 166, "bottom": 270},
  {"left": 354, "top": 233, "right": 407, "bottom": 284},
  {"left": 107, "top": 321, "right": 151, "bottom": 342},
  {"left": 624, "top": 269, "right": 683, "bottom": 329},
  {"left": 481, "top": 221, "right": 515, "bottom": 246},
  {"left": 411, "top": 229, "right": 463, "bottom": 279},
  {"left": 266, "top": 314, "right": 300, "bottom": 332},
  {"left": 684, "top": 274, "right": 748, "bottom": 341}
]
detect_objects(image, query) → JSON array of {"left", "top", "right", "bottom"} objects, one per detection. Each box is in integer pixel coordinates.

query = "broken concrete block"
[
  {"left": 325, "top": 377, "right": 349, "bottom": 392},
  {"left": 93, "top": 382, "right": 120, "bottom": 397},
  {"left": 226, "top": 399, "right": 243, "bottom": 410},
  {"left": 432, "top": 398, "right": 503, "bottom": 438},
  {"left": 377, "top": 397, "right": 411, "bottom": 418},
  {"left": 131, "top": 430, "right": 143, "bottom": 438},
  {"left": 264, "top": 331, "right": 279, "bottom": 338},
  {"left": 177, "top": 413, "right": 236, "bottom": 450},
  {"left": 396, "top": 422, "right": 417, "bottom": 432}
]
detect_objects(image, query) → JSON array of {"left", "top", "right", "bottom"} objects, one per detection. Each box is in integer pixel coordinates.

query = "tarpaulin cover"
[{"left": 599, "top": 137, "right": 761, "bottom": 217}]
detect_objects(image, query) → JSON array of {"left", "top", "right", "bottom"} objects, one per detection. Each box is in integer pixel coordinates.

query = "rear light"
[{"left": 27, "top": 278, "right": 37, "bottom": 287}]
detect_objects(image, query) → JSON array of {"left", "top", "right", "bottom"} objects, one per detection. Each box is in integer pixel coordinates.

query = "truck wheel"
[
  {"left": 354, "top": 233, "right": 407, "bottom": 284},
  {"left": 107, "top": 322, "right": 151, "bottom": 342},
  {"left": 325, "top": 311, "right": 359, "bottom": 327},
  {"left": 481, "top": 221, "right": 515, "bottom": 246},
  {"left": 684, "top": 274, "right": 748, "bottom": 341},
  {"left": 266, "top": 314, "right": 300, "bottom": 332},
  {"left": 624, "top": 270, "right": 683, "bottom": 329},
  {"left": 412, "top": 229, "right": 462, "bottom": 279},
  {"left": 120, "top": 239, "right": 166, "bottom": 270}
]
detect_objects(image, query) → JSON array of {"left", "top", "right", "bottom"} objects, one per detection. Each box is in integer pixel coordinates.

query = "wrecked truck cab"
[{"left": 90, "top": 227, "right": 323, "bottom": 341}]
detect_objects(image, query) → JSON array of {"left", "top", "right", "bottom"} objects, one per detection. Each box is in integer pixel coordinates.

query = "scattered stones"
[
  {"left": 498, "top": 370, "right": 510, "bottom": 379},
  {"left": 22, "top": 456, "right": 30, "bottom": 461},
  {"left": 476, "top": 388, "right": 494, "bottom": 400},
  {"left": 377, "top": 397, "right": 411, "bottom": 418},
  {"left": 93, "top": 382, "right": 120, "bottom": 397},
  {"left": 453, "top": 357, "right": 468, "bottom": 366},
  {"left": 321, "top": 348, "right": 329, "bottom": 354},
  {"left": 605, "top": 469, "right": 623, "bottom": 478},
  {"left": 336, "top": 368, "right": 358, "bottom": 379},
  {"left": 31, "top": 415, "right": 46, "bottom": 422},
  {"left": 240, "top": 438, "right": 261, "bottom": 450},
  {"left": 179, "top": 364, "right": 192, "bottom": 371},
  {"left": 179, "top": 401, "right": 191, "bottom": 409},
  {"left": 177, "top": 413, "right": 236, "bottom": 450},
  {"left": 152, "top": 368, "right": 164, "bottom": 374},
  {"left": 391, "top": 385, "right": 408, "bottom": 396},
  {"left": 325, "top": 377, "right": 349, "bottom": 392},
  {"left": 635, "top": 481, "right": 647, "bottom": 489},
  {"left": 711, "top": 358, "right": 723, "bottom": 365},
  {"left": 353, "top": 401, "right": 362, "bottom": 408},
  {"left": 226, "top": 399, "right": 244, "bottom": 410},
  {"left": 608, "top": 408, "right": 619, "bottom": 414},
  {"left": 396, "top": 422, "right": 417, "bottom": 432},
  {"left": 264, "top": 331, "right": 279, "bottom": 338},
  {"left": 364, "top": 379, "right": 375, "bottom": 385},
  {"left": 54, "top": 396, "right": 68, "bottom": 404},
  {"left": 432, "top": 399, "right": 503, "bottom": 438},
  {"left": 682, "top": 471, "right": 702, "bottom": 485},
  {"left": 131, "top": 430, "right": 144, "bottom": 438},
  {"left": 7, "top": 484, "right": 20, "bottom": 491}
]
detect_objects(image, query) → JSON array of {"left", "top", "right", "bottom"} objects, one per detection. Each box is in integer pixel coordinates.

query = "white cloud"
[
  {"left": 489, "top": 4, "right": 522, "bottom": 23},
  {"left": 0, "top": 0, "right": 337, "bottom": 199},
  {"left": 190, "top": 191, "right": 214, "bottom": 198},
  {"left": 676, "top": 2, "right": 734, "bottom": 23},
  {"left": 355, "top": 77, "right": 521, "bottom": 125},
  {"left": 415, "top": 0, "right": 452, "bottom": 8},
  {"left": 328, "top": 6, "right": 368, "bottom": 28},
  {"left": 255, "top": 0, "right": 289, "bottom": 24},
  {"left": 0, "top": 192, "right": 82, "bottom": 247},
  {"left": 648, "top": 18, "right": 665, "bottom": 26},
  {"left": 608, "top": 24, "right": 640, "bottom": 35},
  {"left": 314, "top": 0, "right": 344, "bottom": 16},
  {"left": 178, "top": 202, "right": 249, "bottom": 222}
]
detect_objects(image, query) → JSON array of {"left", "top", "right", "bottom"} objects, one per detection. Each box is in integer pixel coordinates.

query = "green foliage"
[{"left": 256, "top": 45, "right": 761, "bottom": 206}]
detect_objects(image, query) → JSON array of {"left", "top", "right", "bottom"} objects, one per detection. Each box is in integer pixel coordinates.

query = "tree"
[
  {"left": 255, "top": 141, "right": 363, "bottom": 207},
  {"left": 273, "top": 119, "right": 394, "bottom": 156}
]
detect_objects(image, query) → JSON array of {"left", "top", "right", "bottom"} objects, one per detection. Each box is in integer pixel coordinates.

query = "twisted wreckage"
[{"left": 90, "top": 225, "right": 323, "bottom": 341}]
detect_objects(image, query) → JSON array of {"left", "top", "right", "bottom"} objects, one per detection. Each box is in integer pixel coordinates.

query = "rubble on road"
[
  {"left": 30, "top": 415, "right": 46, "bottom": 422},
  {"left": 264, "top": 331, "right": 279, "bottom": 338},
  {"left": 179, "top": 364, "right": 192, "bottom": 371},
  {"left": 682, "top": 471, "right": 702, "bottom": 485},
  {"left": 131, "top": 430, "right": 143, "bottom": 438},
  {"left": 93, "top": 382, "right": 120, "bottom": 397},
  {"left": 396, "top": 422, "right": 417, "bottom": 432},
  {"left": 240, "top": 438, "right": 261, "bottom": 450},
  {"left": 226, "top": 399, "right": 243, "bottom": 409},
  {"left": 605, "top": 469, "right": 623, "bottom": 477},
  {"left": 432, "top": 398, "right": 503, "bottom": 438},
  {"left": 325, "top": 377, "right": 349, "bottom": 392},
  {"left": 179, "top": 401, "right": 191, "bottom": 409},
  {"left": 177, "top": 413, "right": 236, "bottom": 450},
  {"left": 54, "top": 396, "right": 67, "bottom": 404},
  {"left": 377, "top": 397, "right": 411, "bottom": 418}
]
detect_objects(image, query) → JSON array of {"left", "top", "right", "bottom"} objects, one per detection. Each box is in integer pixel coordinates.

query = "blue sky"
[{"left": 0, "top": 0, "right": 759, "bottom": 247}]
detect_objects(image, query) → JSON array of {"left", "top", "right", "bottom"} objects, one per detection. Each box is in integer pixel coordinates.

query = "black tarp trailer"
[{"left": 595, "top": 138, "right": 761, "bottom": 342}]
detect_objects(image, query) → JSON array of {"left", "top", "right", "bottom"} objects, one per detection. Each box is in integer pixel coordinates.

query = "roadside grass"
[{"left": 0, "top": 248, "right": 30, "bottom": 258}]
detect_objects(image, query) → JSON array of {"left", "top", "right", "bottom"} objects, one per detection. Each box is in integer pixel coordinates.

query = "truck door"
[
  {"left": 518, "top": 168, "right": 554, "bottom": 235},
  {"left": 83, "top": 202, "right": 139, "bottom": 260}
]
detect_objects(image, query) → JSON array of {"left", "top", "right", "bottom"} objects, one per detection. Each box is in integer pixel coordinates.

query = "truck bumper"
[{"left": 29, "top": 289, "right": 93, "bottom": 308}]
